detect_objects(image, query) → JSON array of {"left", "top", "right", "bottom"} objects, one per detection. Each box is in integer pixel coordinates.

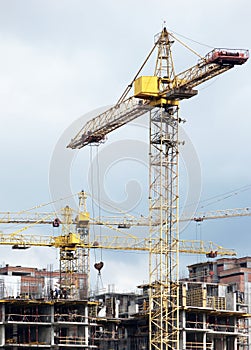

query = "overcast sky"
[{"left": 0, "top": 0, "right": 250, "bottom": 292}]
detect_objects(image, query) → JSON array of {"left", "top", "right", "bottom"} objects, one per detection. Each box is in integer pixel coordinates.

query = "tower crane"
[
  {"left": 66, "top": 27, "right": 249, "bottom": 350},
  {"left": 0, "top": 192, "right": 248, "bottom": 298},
  {"left": 2, "top": 204, "right": 251, "bottom": 226}
]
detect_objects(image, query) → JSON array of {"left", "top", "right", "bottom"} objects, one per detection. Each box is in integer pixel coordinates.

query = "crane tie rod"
[{"left": 116, "top": 37, "right": 160, "bottom": 106}]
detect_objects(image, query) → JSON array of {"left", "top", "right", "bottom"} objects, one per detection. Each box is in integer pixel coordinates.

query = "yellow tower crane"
[
  {"left": 67, "top": 27, "right": 249, "bottom": 349},
  {"left": 1, "top": 193, "right": 249, "bottom": 299},
  {"left": 0, "top": 208, "right": 237, "bottom": 299},
  {"left": 1, "top": 191, "right": 91, "bottom": 300}
]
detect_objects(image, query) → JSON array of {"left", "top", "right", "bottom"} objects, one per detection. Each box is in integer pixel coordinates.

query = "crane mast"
[
  {"left": 75, "top": 191, "right": 90, "bottom": 298},
  {"left": 58, "top": 191, "right": 90, "bottom": 299},
  {"left": 148, "top": 29, "right": 180, "bottom": 349}
]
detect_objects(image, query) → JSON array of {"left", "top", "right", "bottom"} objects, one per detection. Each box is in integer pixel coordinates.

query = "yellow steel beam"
[
  {"left": 0, "top": 232, "right": 235, "bottom": 256},
  {"left": 1, "top": 206, "right": 251, "bottom": 226}
]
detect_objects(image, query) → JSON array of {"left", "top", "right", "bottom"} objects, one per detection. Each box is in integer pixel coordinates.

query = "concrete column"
[
  {"left": 51, "top": 304, "right": 54, "bottom": 346},
  {"left": 246, "top": 282, "right": 251, "bottom": 350},
  {"left": 233, "top": 292, "right": 237, "bottom": 311},
  {"left": 84, "top": 303, "right": 88, "bottom": 346},
  {"left": 180, "top": 310, "right": 186, "bottom": 350},
  {"left": 1, "top": 304, "right": 5, "bottom": 347},
  {"left": 202, "top": 333, "right": 207, "bottom": 350},
  {"left": 202, "top": 313, "right": 207, "bottom": 350},
  {"left": 233, "top": 336, "right": 237, "bottom": 350},
  {"left": 181, "top": 284, "right": 187, "bottom": 307},
  {"left": 233, "top": 316, "right": 237, "bottom": 350}
]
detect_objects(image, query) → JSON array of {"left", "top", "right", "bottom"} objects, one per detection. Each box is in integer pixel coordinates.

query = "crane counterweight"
[{"left": 206, "top": 48, "right": 249, "bottom": 65}]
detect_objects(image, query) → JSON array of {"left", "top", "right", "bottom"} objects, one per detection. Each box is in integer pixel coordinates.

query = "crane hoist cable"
[
  {"left": 85, "top": 191, "right": 144, "bottom": 222},
  {"left": 95, "top": 146, "right": 103, "bottom": 261},
  {"left": 89, "top": 146, "right": 97, "bottom": 264}
]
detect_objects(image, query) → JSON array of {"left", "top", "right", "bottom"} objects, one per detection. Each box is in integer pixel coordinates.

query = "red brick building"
[
  {"left": 188, "top": 256, "right": 251, "bottom": 292},
  {"left": 0, "top": 264, "right": 87, "bottom": 299}
]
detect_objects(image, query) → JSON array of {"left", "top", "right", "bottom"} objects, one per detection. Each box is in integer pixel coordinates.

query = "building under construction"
[
  {"left": 0, "top": 258, "right": 248, "bottom": 349},
  {"left": 89, "top": 257, "right": 251, "bottom": 349}
]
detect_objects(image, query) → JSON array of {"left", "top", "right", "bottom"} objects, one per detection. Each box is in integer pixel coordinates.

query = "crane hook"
[
  {"left": 94, "top": 261, "right": 104, "bottom": 274},
  {"left": 52, "top": 218, "right": 60, "bottom": 227}
]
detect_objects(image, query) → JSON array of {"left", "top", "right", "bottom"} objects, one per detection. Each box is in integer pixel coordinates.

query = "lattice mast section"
[
  {"left": 149, "top": 28, "right": 180, "bottom": 350},
  {"left": 59, "top": 205, "right": 78, "bottom": 298},
  {"left": 76, "top": 191, "right": 90, "bottom": 299}
]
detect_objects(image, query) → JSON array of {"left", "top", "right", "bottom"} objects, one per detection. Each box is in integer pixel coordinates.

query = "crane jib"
[{"left": 67, "top": 97, "right": 153, "bottom": 149}]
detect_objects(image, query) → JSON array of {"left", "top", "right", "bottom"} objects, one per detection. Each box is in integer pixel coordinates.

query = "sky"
[{"left": 0, "top": 0, "right": 250, "bottom": 293}]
